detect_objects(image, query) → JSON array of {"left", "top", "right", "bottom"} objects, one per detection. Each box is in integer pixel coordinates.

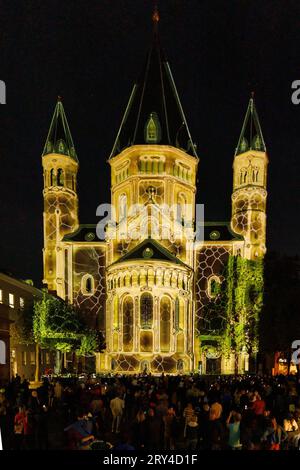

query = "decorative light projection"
[{"left": 41, "top": 28, "right": 268, "bottom": 375}]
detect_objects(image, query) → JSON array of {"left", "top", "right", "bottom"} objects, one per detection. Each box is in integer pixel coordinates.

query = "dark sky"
[{"left": 0, "top": 0, "right": 299, "bottom": 286}]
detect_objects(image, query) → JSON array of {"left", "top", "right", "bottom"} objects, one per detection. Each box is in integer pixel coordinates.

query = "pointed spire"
[
  {"left": 152, "top": 1, "right": 160, "bottom": 31},
  {"left": 235, "top": 94, "right": 266, "bottom": 156},
  {"left": 42, "top": 97, "right": 78, "bottom": 161},
  {"left": 110, "top": 7, "right": 198, "bottom": 159}
]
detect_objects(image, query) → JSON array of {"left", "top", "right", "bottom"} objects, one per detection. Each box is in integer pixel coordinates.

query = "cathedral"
[{"left": 42, "top": 12, "right": 268, "bottom": 375}]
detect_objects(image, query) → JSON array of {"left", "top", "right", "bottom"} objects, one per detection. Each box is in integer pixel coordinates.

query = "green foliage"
[
  {"left": 199, "top": 255, "right": 264, "bottom": 357},
  {"left": 76, "top": 330, "right": 106, "bottom": 357},
  {"left": 33, "top": 291, "right": 105, "bottom": 357},
  {"left": 10, "top": 305, "right": 35, "bottom": 345},
  {"left": 33, "top": 291, "right": 81, "bottom": 351}
]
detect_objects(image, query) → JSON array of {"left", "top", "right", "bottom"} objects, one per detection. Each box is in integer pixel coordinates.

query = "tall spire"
[
  {"left": 42, "top": 97, "right": 78, "bottom": 161},
  {"left": 235, "top": 94, "right": 266, "bottom": 156},
  {"left": 110, "top": 7, "right": 198, "bottom": 159}
]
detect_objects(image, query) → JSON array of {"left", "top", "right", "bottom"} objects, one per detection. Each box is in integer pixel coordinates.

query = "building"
[
  {"left": 0, "top": 272, "right": 55, "bottom": 384},
  {"left": 42, "top": 12, "right": 268, "bottom": 375}
]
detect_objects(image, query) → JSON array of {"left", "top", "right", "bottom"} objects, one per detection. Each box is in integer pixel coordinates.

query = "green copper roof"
[
  {"left": 235, "top": 97, "right": 266, "bottom": 156},
  {"left": 110, "top": 14, "right": 198, "bottom": 159},
  {"left": 42, "top": 98, "right": 78, "bottom": 161}
]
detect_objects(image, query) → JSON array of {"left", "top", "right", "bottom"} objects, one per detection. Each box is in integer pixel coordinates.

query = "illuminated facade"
[{"left": 42, "top": 16, "right": 268, "bottom": 374}]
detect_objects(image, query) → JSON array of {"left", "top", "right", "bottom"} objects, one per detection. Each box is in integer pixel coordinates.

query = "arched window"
[
  {"left": 208, "top": 276, "right": 221, "bottom": 299},
  {"left": 57, "top": 168, "right": 64, "bottom": 186},
  {"left": 240, "top": 168, "right": 247, "bottom": 185},
  {"left": 160, "top": 296, "right": 171, "bottom": 352},
  {"left": 113, "top": 297, "right": 119, "bottom": 328},
  {"left": 50, "top": 169, "right": 56, "bottom": 186},
  {"left": 119, "top": 193, "right": 127, "bottom": 222},
  {"left": 140, "top": 293, "right": 153, "bottom": 329},
  {"left": 81, "top": 274, "right": 95, "bottom": 295},
  {"left": 177, "top": 359, "right": 184, "bottom": 372},
  {"left": 252, "top": 167, "right": 259, "bottom": 183},
  {"left": 176, "top": 298, "right": 185, "bottom": 330},
  {"left": 123, "top": 296, "right": 133, "bottom": 352},
  {"left": 177, "top": 192, "right": 187, "bottom": 223},
  {"left": 0, "top": 340, "right": 6, "bottom": 365}
]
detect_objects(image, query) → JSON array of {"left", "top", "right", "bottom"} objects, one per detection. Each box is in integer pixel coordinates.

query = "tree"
[
  {"left": 76, "top": 330, "right": 106, "bottom": 357},
  {"left": 10, "top": 305, "right": 43, "bottom": 382},
  {"left": 33, "top": 291, "right": 82, "bottom": 373},
  {"left": 33, "top": 291, "right": 106, "bottom": 374}
]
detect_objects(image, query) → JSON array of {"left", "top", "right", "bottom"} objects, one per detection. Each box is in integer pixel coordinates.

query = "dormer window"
[{"left": 145, "top": 112, "right": 161, "bottom": 144}]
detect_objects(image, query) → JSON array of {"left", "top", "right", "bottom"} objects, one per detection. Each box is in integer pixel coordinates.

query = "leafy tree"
[
  {"left": 33, "top": 291, "right": 106, "bottom": 374},
  {"left": 76, "top": 330, "right": 106, "bottom": 357}
]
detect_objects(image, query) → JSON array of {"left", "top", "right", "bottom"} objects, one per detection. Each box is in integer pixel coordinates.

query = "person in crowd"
[
  {"left": 110, "top": 394, "right": 125, "bottom": 434},
  {"left": 186, "top": 413, "right": 199, "bottom": 450},
  {"left": 2, "top": 372, "right": 300, "bottom": 451},
  {"left": 226, "top": 410, "right": 242, "bottom": 450}
]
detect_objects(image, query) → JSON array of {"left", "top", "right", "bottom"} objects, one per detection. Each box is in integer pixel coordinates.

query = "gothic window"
[
  {"left": 81, "top": 274, "right": 95, "bottom": 295},
  {"left": 160, "top": 296, "right": 171, "bottom": 352},
  {"left": 177, "top": 193, "right": 187, "bottom": 223},
  {"left": 252, "top": 167, "right": 259, "bottom": 183},
  {"left": 50, "top": 169, "right": 56, "bottom": 186},
  {"left": 119, "top": 193, "right": 127, "bottom": 222},
  {"left": 240, "top": 168, "right": 247, "bottom": 185},
  {"left": 140, "top": 293, "right": 153, "bottom": 329},
  {"left": 123, "top": 296, "right": 133, "bottom": 352},
  {"left": 57, "top": 168, "right": 64, "bottom": 186}
]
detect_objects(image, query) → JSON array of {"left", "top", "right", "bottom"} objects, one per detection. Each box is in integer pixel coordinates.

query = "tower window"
[
  {"left": 252, "top": 167, "right": 259, "bottom": 183},
  {"left": 240, "top": 168, "right": 247, "bottom": 185},
  {"left": 177, "top": 192, "right": 187, "bottom": 223},
  {"left": 50, "top": 169, "right": 56, "bottom": 186},
  {"left": 57, "top": 168, "right": 64, "bottom": 186},
  {"left": 119, "top": 193, "right": 127, "bottom": 222},
  {"left": 81, "top": 274, "right": 95, "bottom": 296}
]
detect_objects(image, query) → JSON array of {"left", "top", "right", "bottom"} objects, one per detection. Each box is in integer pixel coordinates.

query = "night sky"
[{"left": 0, "top": 0, "right": 299, "bottom": 286}]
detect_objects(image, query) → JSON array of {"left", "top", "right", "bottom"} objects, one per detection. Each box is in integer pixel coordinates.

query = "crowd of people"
[{"left": 0, "top": 373, "right": 300, "bottom": 450}]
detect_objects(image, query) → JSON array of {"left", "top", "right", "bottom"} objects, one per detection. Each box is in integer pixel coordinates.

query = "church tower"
[
  {"left": 107, "top": 9, "right": 198, "bottom": 267},
  {"left": 42, "top": 98, "right": 79, "bottom": 291},
  {"left": 231, "top": 96, "right": 268, "bottom": 260},
  {"left": 104, "top": 9, "right": 198, "bottom": 373}
]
